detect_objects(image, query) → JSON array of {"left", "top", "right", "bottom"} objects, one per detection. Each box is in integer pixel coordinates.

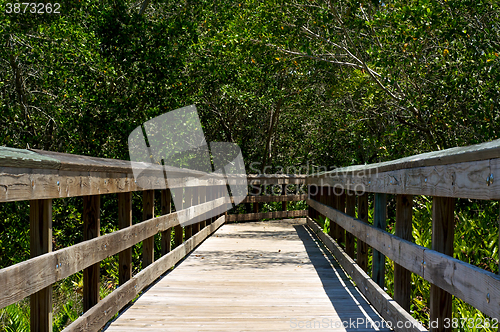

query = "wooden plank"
[
  {"left": 281, "top": 184, "right": 287, "bottom": 211},
  {"left": 308, "top": 198, "right": 500, "bottom": 320},
  {"left": 430, "top": 197, "right": 455, "bottom": 332},
  {"left": 107, "top": 219, "right": 392, "bottom": 332},
  {"left": 307, "top": 217, "right": 427, "bottom": 332},
  {"left": 142, "top": 190, "right": 155, "bottom": 268},
  {"left": 184, "top": 187, "right": 193, "bottom": 240},
  {"left": 0, "top": 196, "right": 230, "bottom": 310},
  {"left": 83, "top": 195, "right": 100, "bottom": 312},
  {"left": 62, "top": 215, "right": 226, "bottom": 332},
  {"left": 0, "top": 147, "right": 60, "bottom": 169},
  {"left": 241, "top": 194, "right": 307, "bottom": 203},
  {"left": 247, "top": 174, "right": 307, "bottom": 185},
  {"left": 336, "top": 191, "right": 346, "bottom": 246},
  {"left": 192, "top": 187, "right": 200, "bottom": 234},
  {"left": 198, "top": 186, "right": 207, "bottom": 229},
  {"left": 118, "top": 192, "right": 132, "bottom": 286},
  {"left": 357, "top": 193, "right": 369, "bottom": 273},
  {"left": 0, "top": 166, "right": 228, "bottom": 203},
  {"left": 29, "top": 199, "right": 53, "bottom": 332},
  {"left": 252, "top": 185, "right": 260, "bottom": 214},
  {"left": 161, "top": 189, "right": 172, "bottom": 256},
  {"left": 345, "top": 192, "right": 356, "bottom": 259},
  {"left": 173, "top": 188, "right": 183, "bottom": 247},
  {"left": 372, "top": 193, "right": 387, "bottom": 289},
  {"left": 394, "top": 195, "right": 413, "bottom": 312},
  {"left": 307, "top": 159, "right": 496, "bottom": 200},
  {"left": 226, "top": 210, "right": 308, "bottom": 222}
]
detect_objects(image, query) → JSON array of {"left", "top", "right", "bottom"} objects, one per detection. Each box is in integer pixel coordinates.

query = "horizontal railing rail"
[{"left": 306, "top": 138, "right": 500, "bottom": 332}]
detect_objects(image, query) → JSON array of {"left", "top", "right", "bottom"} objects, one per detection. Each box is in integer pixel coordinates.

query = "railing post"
[
  {"left": 185, "top": 187, "right": 193, "bottom": 239},
  {"left": 253, "top": 184, "right": 260, "bottom": 214},
  {"left": 372, "top": 193, "right": 387, "bottom": 288},
  {"left": 118, "top": 192, "right": 132, "bottom": 286},
  {"left": 394, "top": 194, "right": 413, "bottom": 312},
  {"left": 30, "top": 199, "right": 52, "bottom": 332},
  {"left": 328, "top": 187, "right": 336, "bottom": 240},
  {"left": 356, "top": 193, "right": 369, "bottom": 272},
  {"left": 345, "top": 191, "right": 356, "bottom": 258},
  {"left": 281, "top": 184, "right": 287, "bottom": 211},
  {"left": 142, "top": 190, "right": 155, "bottom": 268},
  {"left": 161, "top": 189, "right": 172, "bottom": 255},
  {"left": 430, "top": 196, "right": 455, "bottom": 332},
  {"left": 199, "top": 186, "right": 206, "bottom": 229},
  {"left": 173, "top": 188, "right": 183, "bottom": 247},
  {"left": 192, "top": 186, "right": 200, "bottom": 234},
  {"left": 83, "top": 195, "right": 100, "bottom": 312},
  {"left": 336, "top": 190, "right": 346, "bottom": 246}
]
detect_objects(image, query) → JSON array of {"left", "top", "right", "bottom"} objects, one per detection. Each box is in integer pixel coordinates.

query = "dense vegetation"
[{"left": 1, "top": 0, "right": 499, "bottom": 330}]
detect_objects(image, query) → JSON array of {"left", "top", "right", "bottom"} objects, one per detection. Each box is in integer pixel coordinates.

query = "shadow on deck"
[{"left": 105, "top": 219, "right": 390, "bottom": 332}]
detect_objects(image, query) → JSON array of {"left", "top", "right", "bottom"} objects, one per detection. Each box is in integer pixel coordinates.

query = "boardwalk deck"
[{"left": 106, "top": 219, "right": 390, "bottom": 332}]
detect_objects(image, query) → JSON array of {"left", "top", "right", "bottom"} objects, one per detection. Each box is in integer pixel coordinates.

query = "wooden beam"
[
  {"left": 226, "top": 210, "right": 308, "bottom": 222},
  {"left": 372, "top": 193, "right": 387, "bottom": 289},
  {"left": 160, "top": 189, "right": 172, "bottom": 256},
  {"left": 430, "top": 196, "right": 455, "bottom": 332},
  {"left": 281, "top": 184, "right": 287, "bottom": 211},
  {"left": 30, "top": 199, "right": 53, "bottom": 332},
  {"left": 241, "top": 194, "right": 307, "bottom": 203},
  {"left": 184, "top": 187, "right": 193, "bottom": 239},
  {"left": 356, "top": 193, "right": 369, "bottom": 273},
  {"left": 173, "top": 188, "right": 183, "bottom": 247},
  {"left": 198, "top": 186, "right": 207, "bottom": 229},
  {"left": 83, "top": 195, "right": 100, "bottom": 312},
  {"left": 336, "top": 191, "right": 346, "bottom": 246},
  {"left": 345, "top": 192, "right": 356, "bottom": 259},
  {"left": 118, "top": 192, "right": 132, "bottom": 286},
  {"left": 394, "top": 194, "right": 413, "bottom": 312},
  {"left": 192, "top": 187, "right": 200, "bottom": 234},
  {"left": 142, "top": 190, "right": 155, "bottom": 268}
]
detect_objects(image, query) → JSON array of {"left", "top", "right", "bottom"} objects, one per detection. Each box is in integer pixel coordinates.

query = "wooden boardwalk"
[{"left": 106, "top": 219, "right": 390, "bottom": 332}]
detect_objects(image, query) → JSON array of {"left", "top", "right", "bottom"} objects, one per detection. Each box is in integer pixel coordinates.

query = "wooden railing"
[
  {"left": 306, "top": 139, "right": 500, "bottom": 332},
  {"left": 0, "top": 147, "right": 307, "bottom": 332}
]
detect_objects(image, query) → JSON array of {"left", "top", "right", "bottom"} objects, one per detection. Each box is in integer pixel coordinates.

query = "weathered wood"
[
  {"left": 198, "top": 186, "right": 207, "bottom": 229},
  {"left": 240, "top": 193, "right": 307, "bottom": 203},
  {"left": 308, "top": 197, "right": 500, "bottom": 320},
  {"left": 336, "top": 191, "right": 346, "bottom": 246},
  {"left": 173, "top": 188, "right": 183, "bottom": 247},
  {"left": 29, "top": 199, "right": 53, "bottom": 332},
  {"left": 307, "top": 217, "right": 427, "bottom": 332},
  {"left": 226, "top": 210, "right": 308, "bottom": 222},
  {"left": 118, "top": 192, "right": 132, "bottom": 286},
  {"left": 83, "top": 195, "right": 100, "bottom": 312},
  {"left": 345, "top": 192, "right": 356, "bottom": 259},
  {"left": 192, "top": 187, "right": 200, "bottom": 234},
  {"left": 281, "top": 184, "right": 287, "bottom": 211},
  {"left": 160, "top": 189, "right": 172, "bottom": 256},
  {"left": 372, "top": 193, "right": 387, "bottom": 289},
  {"left": 252, "top": 185, "right": 260, "bottom": 214},
  {"left": 307, "top": 158, "right": 496, "bottom": 200},
  {"left": 430, "top": 196, "right": 455, "bottom": 332},
  {"left": 0, "top": 196, "right": 230, "bottom": 310},
  {"left": 247, "top": 174, "right": 307, "bottom": 185},
  {"left": 394, "top": 194, "right": 413, "bottom": 313},
  {"left": 357, "top": 193, "right": 369, "bottom": 273},
  {"left": 184, "top": 187, "right": 193, "bottom": 240},
  {"left": 142, "top": 190, "right": 155, "bottom": 268},
  {"left": 62, "top": 215, "right": 226, "bottom": 332}
]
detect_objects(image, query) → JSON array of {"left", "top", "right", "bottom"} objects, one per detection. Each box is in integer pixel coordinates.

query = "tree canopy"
[{"left": 2, "top": 0, "right": 499, "bottom": 171}]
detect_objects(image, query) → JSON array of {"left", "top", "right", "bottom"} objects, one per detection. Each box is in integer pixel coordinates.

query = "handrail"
[
  {"left": 306, "top": 139, "right": 500, "bottom": 331},
  {"left": 0, "top": 147, "right": 308, "bottom": 332}
]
